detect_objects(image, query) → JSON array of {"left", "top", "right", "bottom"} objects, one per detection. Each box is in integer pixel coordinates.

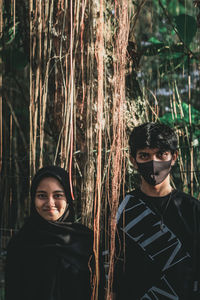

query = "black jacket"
[{"left": 113, "top": 189, "right": 200, "bottom": 300}]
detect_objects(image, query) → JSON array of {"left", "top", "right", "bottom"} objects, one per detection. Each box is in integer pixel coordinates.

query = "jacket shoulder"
[{"left": 174, "top": 190, "right": 200, "bottom": 209}]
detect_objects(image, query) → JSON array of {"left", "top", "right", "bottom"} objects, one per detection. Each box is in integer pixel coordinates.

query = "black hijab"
[{"left": 5, "top": 166, "right": 95, "bottom": 300}]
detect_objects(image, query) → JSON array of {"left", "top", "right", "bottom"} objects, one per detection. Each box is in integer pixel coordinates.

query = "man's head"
[
  {"left": 129, "top": 122, "right": 178, "bottom": 186},
  {"left": 129, "top": 122, "right": 178, "bottom": 159}
]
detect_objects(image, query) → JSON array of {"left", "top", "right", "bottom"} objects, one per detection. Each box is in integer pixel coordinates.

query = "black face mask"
[{"left": 136, "top": 159, "right": 172, "bottom": 186}]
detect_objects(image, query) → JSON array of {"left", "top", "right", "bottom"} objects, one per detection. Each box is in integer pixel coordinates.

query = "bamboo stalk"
[
  {"left": 0, "top": 0, "right": 3, "bottom": 173},
  {"left": 93, "top": 0, "right": 104, "bottom": 297},
  {"left": 38, "top": 0, "right": 43, "bottom": 168},
  {"left": 107, "top": 1, "right": 130, "bottom": 299},
  {"left": 9, "top": 114, "right": 12, "bottom": 184},
  {"left": 69, "top": 0, "right": 75, "bottom": 197},
  {"left": 29, "top": 0, "right": 33, "bottom": 203},
  {"left": 81, "top": 0, "right": 95, "bottom": 227},
  {"left": 6, "top": 100, "right": 27, "bottom": 149},
  {"left": 188, "top": 62, "right": 193, "bottom": 195},
  {"left": 13, "top": 0, "right": 15, "bottom": 35}
]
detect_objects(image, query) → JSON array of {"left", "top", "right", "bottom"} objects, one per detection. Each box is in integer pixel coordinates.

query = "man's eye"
[
  {"left": 139, "top": 153, "right": 148, "bottom": 159},
  {"left": 158, "top": 152, "right": 168, "bottom": 158}
]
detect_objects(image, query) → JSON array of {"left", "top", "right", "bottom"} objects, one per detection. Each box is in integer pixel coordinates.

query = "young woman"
[{"left": 5, "top": 166, "right": 104, "bottom": 300}]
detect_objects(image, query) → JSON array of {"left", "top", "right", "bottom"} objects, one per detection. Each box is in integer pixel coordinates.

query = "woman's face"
[{"left": 35, "top": 177, "right": 67, "bottom": 221}]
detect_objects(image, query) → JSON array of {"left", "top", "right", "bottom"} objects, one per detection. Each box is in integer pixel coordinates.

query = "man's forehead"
[{"left": 136, "top": 148, "right": 169, "bottom": 154}]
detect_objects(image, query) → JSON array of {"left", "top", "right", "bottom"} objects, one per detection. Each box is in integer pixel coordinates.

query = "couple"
[{"left": 5, "top": 122, "right": 200, "bottom": 299}]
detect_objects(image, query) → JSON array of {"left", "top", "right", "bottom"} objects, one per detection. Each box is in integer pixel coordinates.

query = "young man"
[{"left": 113, "top": 122, "right": 200, "bottom": 300}]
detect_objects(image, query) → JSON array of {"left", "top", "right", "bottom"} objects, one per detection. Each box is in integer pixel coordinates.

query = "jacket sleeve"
[
  {"left": 5, "top": 238, "right": 22, "bottom": 300},
  {"left": 193, "top": 200, "right": 200, "bottom": 298}
]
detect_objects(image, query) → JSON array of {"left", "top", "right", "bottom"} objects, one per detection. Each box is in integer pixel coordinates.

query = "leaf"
[
  {"left": 159, "top": 27, "right": 167, "bottom": 33},
  {"left": 148, "top": 37, "right": 162, "bottom": 44},
  {"left": 5, "top": 22, "right": 20, "bottom": 45},
  {"left": 168, "top": 0, "right": 186, "bottom": 15},
  {"left": 158, "top": 0, "right": 167, "bottom": 6},
  {"left": 174, "top": 14, "right": 197, "bottom": 45}
]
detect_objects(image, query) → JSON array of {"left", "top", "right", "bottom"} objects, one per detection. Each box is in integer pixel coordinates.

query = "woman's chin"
[{"left": 40, "top": 210, "right": 60, "bottom": 221}]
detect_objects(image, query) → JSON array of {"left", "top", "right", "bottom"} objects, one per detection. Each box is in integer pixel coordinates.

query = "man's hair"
[{"left": 129, "top": 122, "right": 178, "bottom": 158}]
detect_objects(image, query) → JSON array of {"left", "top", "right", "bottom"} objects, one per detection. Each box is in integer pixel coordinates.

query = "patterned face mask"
[{"left": 136, "top": 159, "right": 172, "bottom": 186}]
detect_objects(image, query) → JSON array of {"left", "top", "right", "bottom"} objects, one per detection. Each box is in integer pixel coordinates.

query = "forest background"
[{"left": 0, "top": 0, "right": 200, "bottom": 299}]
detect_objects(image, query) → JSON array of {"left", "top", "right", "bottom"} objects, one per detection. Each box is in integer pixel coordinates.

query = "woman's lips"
[{"left": 43, "top": 208, "right": 57, "bottom": 212}]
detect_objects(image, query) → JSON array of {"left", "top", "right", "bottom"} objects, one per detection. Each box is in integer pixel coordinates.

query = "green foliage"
[
  {"left": 0, "top": 16, "right": 28, "bottom": 71},
  {"left": 159, "top": 26, "right": 167, "bottom": 34},
  {"left": 153, "top": 0, "right": 186, "bottom": 15},
  {"left": 160, "top": 102, "right": 200, "bottom": 194},
  {"left": 140, "top": 12, "right": 198, "bottom": 75},
  {"left": 160, "top": 102, "right": 200, "bottom": 128},
  {"left": 148, "top": 37, "right": 162, "bottom": 44},
  {"left": 168, "top": 0, "right": 186, "bottom": 15},
  {"left": 174, "top": 14, "right": 197, "bottom": 45},
  {"left": 4, "top": 21, "right": 20, "bottom": 45}
]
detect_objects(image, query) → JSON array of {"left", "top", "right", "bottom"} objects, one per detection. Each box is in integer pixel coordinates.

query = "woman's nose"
[{"left": 46, "top": 195, "right": 55, "bottom": 205}]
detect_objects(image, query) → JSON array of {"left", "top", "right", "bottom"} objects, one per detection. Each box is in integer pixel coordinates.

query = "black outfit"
[
  {"left": 5, "top": 166, "right": 104, "bottom": 300},
  {"left": 113, "top": 189, "right": 200, "bottom": 300}
]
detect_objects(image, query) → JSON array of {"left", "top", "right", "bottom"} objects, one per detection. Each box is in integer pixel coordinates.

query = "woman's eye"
[
  {"left": 37, "top": 193, "right": 47, "bottom": 199},
  {"left": 54, "top": 193, "right": 65, "bottom": 199}
]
